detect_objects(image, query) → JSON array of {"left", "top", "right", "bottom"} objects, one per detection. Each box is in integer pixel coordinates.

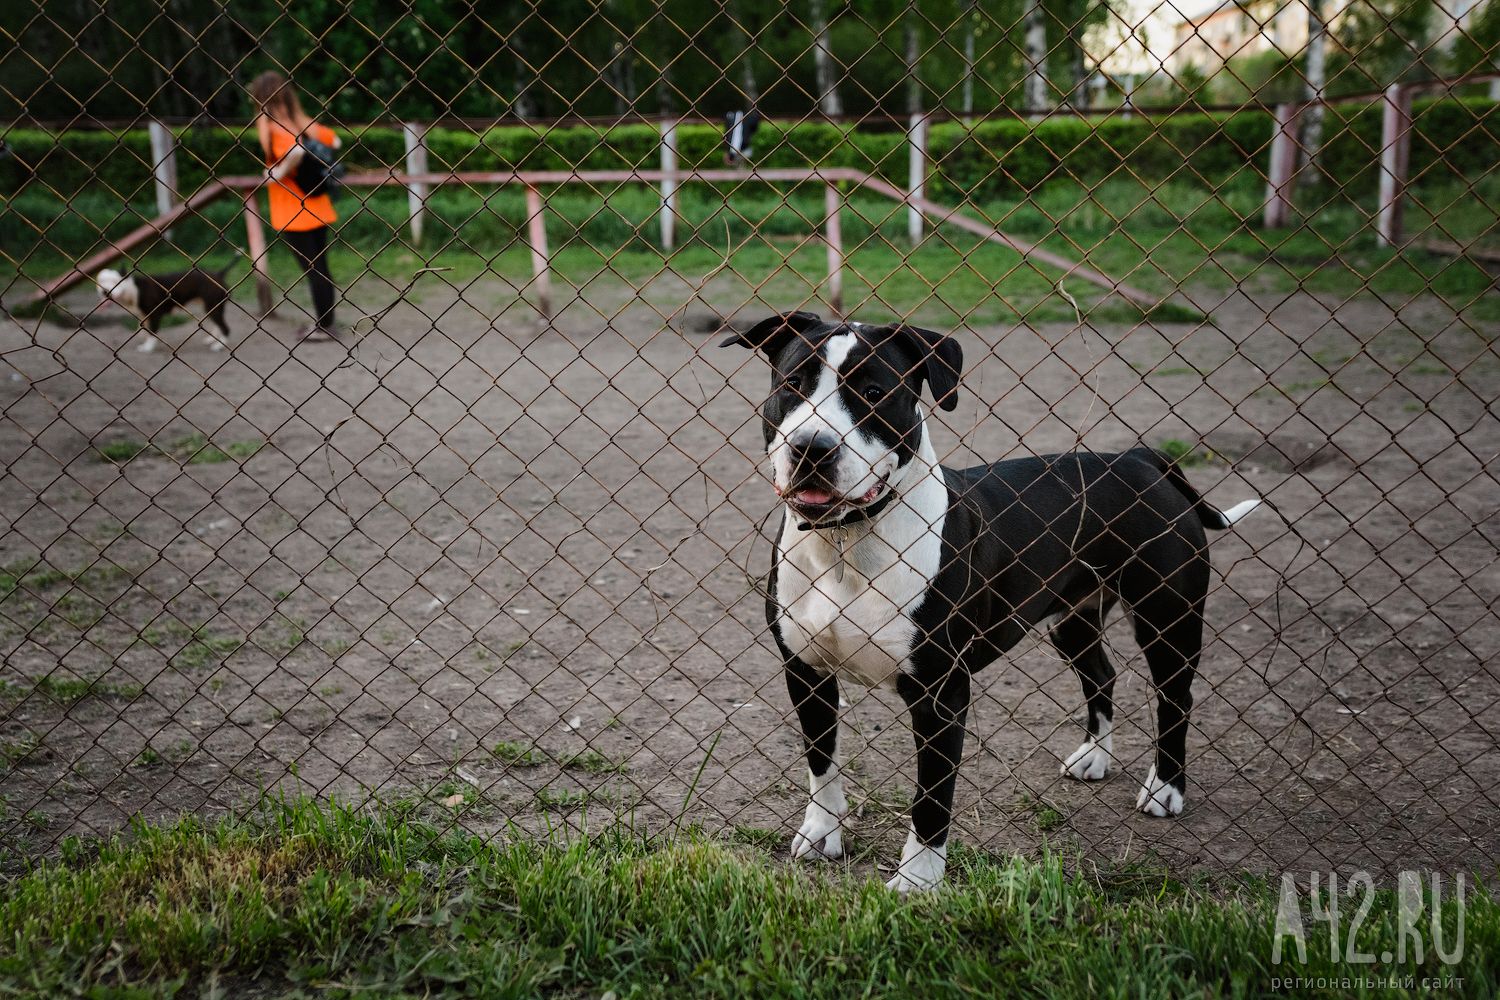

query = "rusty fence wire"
[{"left": 1, "top": 0, "right": 1497, "bottom": 881}]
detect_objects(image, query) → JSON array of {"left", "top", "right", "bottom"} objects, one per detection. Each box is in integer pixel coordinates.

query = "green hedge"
[{"left": 3, "top": 98, "right": 1495, "bottom": 205}]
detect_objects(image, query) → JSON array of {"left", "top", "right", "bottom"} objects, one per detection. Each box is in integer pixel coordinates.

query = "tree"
[
  {"left": 961, "top": 0, "right": 977, "bottom": 117},
  {"left": 1022, "top": 0, "right": 1048, "bottom": 114},
  {"left": 727, "top": 0, "right": 760, "bottom": 104},
  {"left": 810, "top": 0, "right": 842, "bottom": 116},
  {"left": 905, "top": 8, "right": 922, "bottom": 115},
  {"left": 1301, "top": 0, "right": 1328, "bottom": 186}
]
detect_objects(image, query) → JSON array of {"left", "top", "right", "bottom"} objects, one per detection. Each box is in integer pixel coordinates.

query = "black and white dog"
[
  {"left": 96, "top": 267, "right": 233, "bottom": 353},
  {"left": 725, "top": 312, "right": 1260, "bottom": 891}
]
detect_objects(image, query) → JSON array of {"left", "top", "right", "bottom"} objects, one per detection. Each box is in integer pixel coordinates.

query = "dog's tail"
[
  {"left": 213, "top": 245, "right": 252, "bottom": 282},
  {"left": 1149, "top": 449, "right": 1261, "bottom": 531}
]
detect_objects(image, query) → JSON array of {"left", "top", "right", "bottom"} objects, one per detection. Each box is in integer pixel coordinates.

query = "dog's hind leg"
[
  {"left": 203, "top": 299, "right": 231, "bottom": 352},
  {"left": 1054, "top": 598, "right": 1118, "bottom": 781},
  {"left": 1123, "top": 564, "right": 1208, "bottom": 817},
  {"left": 785, "top": 655, "right": 846, "bottom": 861},
  {"left": 890, "top": 667, "right": 970, "bottom": 891},
  {"left": 136, "top": 315, "right": 161, "bottom": 353}
]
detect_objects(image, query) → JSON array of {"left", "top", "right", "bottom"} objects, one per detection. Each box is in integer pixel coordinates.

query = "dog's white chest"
[{"left": 774, "top": 480, "right": 946, "bottom": 690}]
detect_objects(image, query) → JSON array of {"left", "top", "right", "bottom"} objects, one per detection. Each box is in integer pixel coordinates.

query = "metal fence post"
[
  {"left": 1264, "top": 103, "right": 1297, "bottom": 229},
  {"left": 148, "top": 121, "right": 179, "bottom": 239},
  {"left": 908, "top": 111, "right": 927, "bottom": 244},
  {"left": 661, "top": 118, "right": 678, "bottom": 251},
  {"left": 242, "top": 190, "right": 275, "bottom": 317},
  {"left": 403, "top": 122, "right": 429, "bottom": 246},
  {"left": 524, "top": 183, "right": 552, "bottom": 319},
  {"left": 1376, "top": 83, "right": 1413, "bottom": 248},
  {"left": 825, "top": 182, "right": 843, "bottom": 317}
]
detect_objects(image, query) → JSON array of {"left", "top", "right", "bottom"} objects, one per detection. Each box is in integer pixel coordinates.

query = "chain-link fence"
[{"left": 1, "top": 0, "right": 1497, "bottom": 883}]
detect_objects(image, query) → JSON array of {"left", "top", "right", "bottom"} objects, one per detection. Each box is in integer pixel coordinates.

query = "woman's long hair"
[{"left": 250, "top": 70, "right": 314, "bottom": 153}]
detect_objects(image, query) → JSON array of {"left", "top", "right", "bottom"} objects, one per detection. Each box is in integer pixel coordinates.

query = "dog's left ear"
[
  {"left": 719, "top": 311, "right": 824, "bottom": 355},
  {"left": 888, "top": 325, "right": 963, "bottom": 411}
]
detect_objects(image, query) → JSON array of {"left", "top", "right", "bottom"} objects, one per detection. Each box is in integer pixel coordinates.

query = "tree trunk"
[
  {"left": 607, "top": 2, "right": 637, "bottom": 115},
  {"left": 961, "top": 1, "right": 976, "bottom": 117},
  {"left": 729, "top": 0, "right": 760, "bottom": 104},
  {"left": 1069, "top": 29, "right": 1088, "bottom": 111},
  {"left": 905, "top": 14, "right": 921, "bottom": 116},
  {"left": 810, "top": 0, "right": 842, "bottom": 117},
  {"left": 511, "top": 29, "right": 537, "bottom": 119},
  {"left": 1023, "top": 0, "right": 1049, "bottom": 117},
  {"left": 658, "top": 66, "right": 678, "bottom": 116},
  {"left": 1301, "top": 0, "right": 1327, "bottom": 186}
]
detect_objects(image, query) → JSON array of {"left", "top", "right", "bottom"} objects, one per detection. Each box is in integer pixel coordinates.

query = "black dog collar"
[{"left": 795, "top": 486, "right": 898, "bottom": 532}]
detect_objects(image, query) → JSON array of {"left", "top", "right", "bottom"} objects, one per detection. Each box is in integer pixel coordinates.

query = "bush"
[{"left": 3, "top": 99, "right": 1493, "bottom": 209}]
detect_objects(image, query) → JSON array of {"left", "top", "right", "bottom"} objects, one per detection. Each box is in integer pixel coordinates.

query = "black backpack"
[{"left": 295, "top": 130, "right": 345, "bottom": 198}]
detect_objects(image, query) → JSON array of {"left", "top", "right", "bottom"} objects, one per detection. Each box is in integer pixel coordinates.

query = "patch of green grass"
[
  {"left": 0, "top": 798, "right": 1491, "bottom": 997},
  {"left": 491, "top": 740, "right": 546, "bottom": 767},
  {"left": 559, "top": 749, "right": 628, "bottom": 775},
  {"left": 1157, "top": 438, "right": 1215, "bottom": 468},
  {"left": 728, "top": 825, "right": 782, "bottom": 850},
  {"left": 132, "top": 747, "right": 162, "bottom": 768},
  {"left": 94, "top": 439, "right": 149, "bottom": 463},
  {"left": 140, "top": 622, "right": 242, "bottom": 670},
  {"left": 0, "top": 559, "right": 131, "bottom": 601},
  {"left": 173, "top": 633, "right": 243, "bottom": 671},
  {"left": 253, "top": 614, "right": 306, "bottom": 657},
  {"left": 0, "top": 732, "right": 41, "bottom": 767},
  {"left": 534, "top": 787, "right": 595, "bottom": 811},
  {"left": 1017, "top": 794, "right": 1066, "bottom": 832},
  {"left": 489, "top": 741, "right": 627, "bottom": 775},
  {"left": 31, "top": 674, "right": 141, "bottom": 705},
  {"left": 165, "top": 433, "right": 265, "bottom": 465}
]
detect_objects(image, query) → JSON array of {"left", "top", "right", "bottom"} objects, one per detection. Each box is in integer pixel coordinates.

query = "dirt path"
[{"left": 1, "top": 276, "right": 1496, "bottom": 878}]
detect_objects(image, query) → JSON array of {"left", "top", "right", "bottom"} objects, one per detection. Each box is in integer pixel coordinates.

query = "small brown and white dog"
[{"left": 96, "top": 267, "right": 233, "bottom": 352}]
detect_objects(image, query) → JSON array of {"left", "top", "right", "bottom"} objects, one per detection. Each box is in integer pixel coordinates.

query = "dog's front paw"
[
  {"left": 136, "top": 338, "right": 158, "bottom": 353},
  {"left": 1061, "top": 739, "right": 1111, "bottom": 781},
  {"left": 886, "top": 833, "right": 946, "bottom": 892},
  {"left": 1135, "top": 766, "right": 1184, "bottom": 817},
  {"left": 791, "top": 807, "right": 844, "bottom": 861},
  {"left": 204, "top": 336, "right": 225, "bottom": 352}
]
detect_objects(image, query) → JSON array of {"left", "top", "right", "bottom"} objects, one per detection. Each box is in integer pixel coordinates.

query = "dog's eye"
[
  {"left": 862, "top": 385, "right": 888, "bottom": 403},
  {"left": 782, "top": 375, "right": 804, "bottom": 395}
]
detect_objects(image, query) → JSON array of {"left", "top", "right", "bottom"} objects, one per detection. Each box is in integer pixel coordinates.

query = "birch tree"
[
  {"left": 1023, "top": 0, "right": 1049, "bottom": 115},
  {"left": 1301, "top": 0, "right": 1327, "bottom": 186},
  {"left": 810, "top": 0, "right": 842, "bottom": 116}
]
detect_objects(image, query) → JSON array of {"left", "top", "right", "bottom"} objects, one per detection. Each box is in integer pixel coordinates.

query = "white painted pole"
[
  {"left": 1263, "top": 104, "right": 1297, "bottom": 229},
  {"left": 148, "top": 121, "right": 178, "bottom": 240},
  {"left": 825, "top": 183, "right": 843, "bottom": 316},
  {"left": 403, "top": 122, "right": 429, "bottom": 246},
  {"left": 660, "top": 118, "right": 678, "bottom": 251},
  {"left": 1376, "top": 84, "right": 1412, "bottom": 248},
  {"left": 907, "top": 111, "right": 926, "bottom": 244}
]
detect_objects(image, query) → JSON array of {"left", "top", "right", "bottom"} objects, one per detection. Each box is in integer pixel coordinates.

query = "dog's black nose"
[{"left": 789, "top": 433, "right": 841, "bottom": 472}]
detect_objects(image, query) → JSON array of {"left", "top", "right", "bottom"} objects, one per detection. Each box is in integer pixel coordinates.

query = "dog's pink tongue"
[{"left": 795, "top": 488, "right": 833, "bottom": 505}]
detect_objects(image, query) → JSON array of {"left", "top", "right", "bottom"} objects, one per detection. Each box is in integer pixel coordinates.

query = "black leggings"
[{"left": 282, "top": 225, "right": 336, "bottom": 328}]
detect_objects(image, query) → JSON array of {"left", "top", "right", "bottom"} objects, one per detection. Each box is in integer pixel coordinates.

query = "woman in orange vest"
[{"left": 250, "top": 70, "right": 340, "bottom": 342}]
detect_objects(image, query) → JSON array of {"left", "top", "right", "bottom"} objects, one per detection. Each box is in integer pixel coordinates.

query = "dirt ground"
[{"left": 1, "top": 268, "right": 1497, "bottom": 881}]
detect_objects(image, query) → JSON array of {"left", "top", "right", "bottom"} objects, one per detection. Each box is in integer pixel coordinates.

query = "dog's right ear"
[{"left": 719, "top": 311, "right": 824, "bottom": 355}]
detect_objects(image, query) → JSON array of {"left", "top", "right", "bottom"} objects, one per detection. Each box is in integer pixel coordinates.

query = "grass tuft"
[
  {"left": 491, "top": 740, "right": 546, "bottom": 767},
  {"left": 1158, "top": 438, "right": 1215, "bottom": 468},
  {"left": 30, "top": 673, "right": 141, "bottom": 705},
  {"left": 94, "top": 439, "right": 150, "bottom": 463}
]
